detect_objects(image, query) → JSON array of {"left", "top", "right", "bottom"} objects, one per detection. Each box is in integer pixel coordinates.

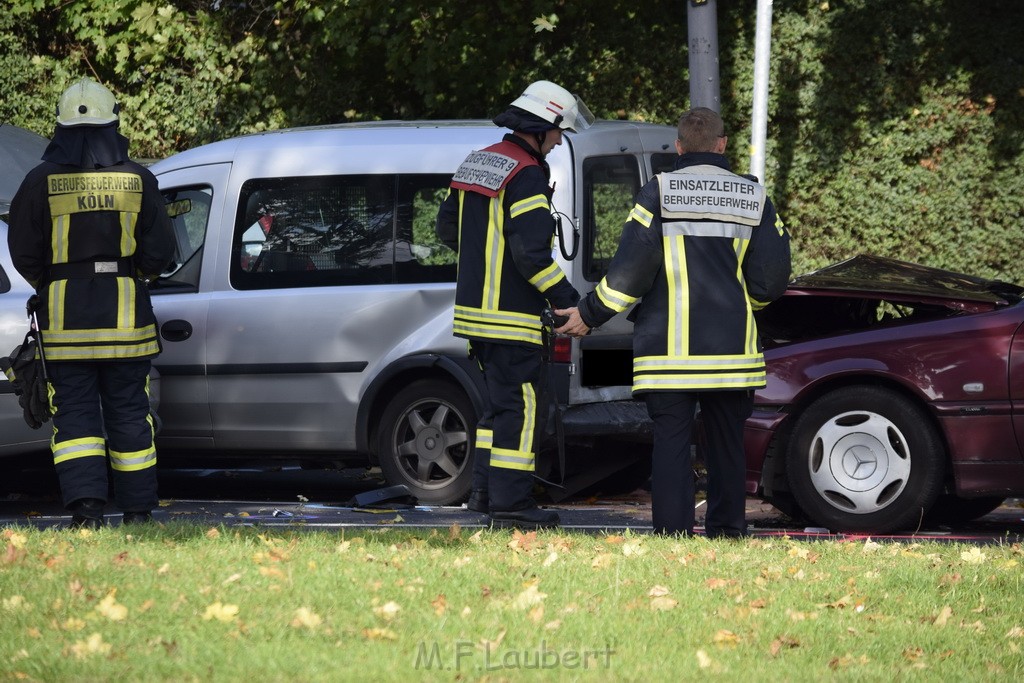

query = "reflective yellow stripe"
[
  {"left": 42, "top": 324, "right": 158, "bottom": 345},
  {"left": 48, "top": 279, "right": 66, "bottom": 330},
  {"left": 53, "top": 436, "right": 106, "bottom": 465},
  {"left": 628, "top": 203, "right": 654, "bottom": 228},
  {"left": 509, "top": 193, "right": 549, "bottom": 218},
  {"left": 518, "top": 383, "right": 536, "bottom": 454},
  {"left": 528, "top": 262, "right": 566, "bottom": 293},
  {"left": 475, "top": 428, "right": 493, "bottom": 450},
  {"left": 453, "top": 322, "right": 542, "bottom": 346},
  {"left": 633, "top": 372, "right": 767, "bottom": 392},
  {"left": 490, "top": 447, "right": 535, "bottom": 472},
  {"left": 595, "top": 280, "right": 636, "bottom": 312},
  {"left": 42, "top": 341, "right": 161, "bottom": 361},
  {"left": 110, "top": 446, "right": 157, "bottom": 472},
  {"left": 482, "top": 194, "right": 506, "bottom": 310},
  {"left": 664, "top": 234, "right": 688, "bottom": 356},
  {"left": 455, "top": 306, "right": 540, "bottom": 326}
]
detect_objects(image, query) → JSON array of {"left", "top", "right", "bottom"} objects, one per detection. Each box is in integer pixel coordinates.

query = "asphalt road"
[{"left": 2, "top": 457, "right": 1023, "bottom": 543}]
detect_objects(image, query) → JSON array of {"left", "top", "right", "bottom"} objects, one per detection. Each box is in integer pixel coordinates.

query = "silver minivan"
[{"left": 149, "top": 120, "right": 678, "bottom": 503}]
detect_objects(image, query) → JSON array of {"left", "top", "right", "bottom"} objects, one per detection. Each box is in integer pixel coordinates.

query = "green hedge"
[{"left": 2, "top": 0, "right": 1021, "bottom": 282}]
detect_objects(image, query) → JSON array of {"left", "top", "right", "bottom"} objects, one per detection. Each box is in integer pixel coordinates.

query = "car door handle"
[{"left": 161, "top": 319, "right": 193, "bottom": 342}]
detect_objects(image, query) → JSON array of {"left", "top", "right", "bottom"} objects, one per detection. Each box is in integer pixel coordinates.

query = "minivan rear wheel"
[{"left": 377, "top": 379, "right": 476, "bottom": 505}]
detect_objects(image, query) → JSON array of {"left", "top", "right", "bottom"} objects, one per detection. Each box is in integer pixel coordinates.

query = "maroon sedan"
[{"left": 746, "top": 255, "right": 1024, "bottom": 533}]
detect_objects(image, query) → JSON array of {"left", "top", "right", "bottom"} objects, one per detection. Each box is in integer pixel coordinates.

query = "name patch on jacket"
[
  {"left": 47, "top": 172, "right": 144, "bottom": 216},
  {"left": 450, "top": 151, "right": 521, "bottom": 197},
  {"left": 659, "top": 168, "right": 765, "bottom": 226}
]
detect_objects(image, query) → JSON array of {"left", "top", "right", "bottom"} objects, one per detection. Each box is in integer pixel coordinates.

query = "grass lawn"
[{"left": 1, "top": 523, "right": 1023, "bottom": 681}]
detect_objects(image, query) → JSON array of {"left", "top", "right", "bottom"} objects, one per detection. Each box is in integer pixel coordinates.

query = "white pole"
[{"left": 750, "top": 0, "right": 773, "bottom": 184}]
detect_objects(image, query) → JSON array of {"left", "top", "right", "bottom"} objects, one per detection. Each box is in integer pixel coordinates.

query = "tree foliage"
[{"left": 1, "top": 0, "right": 1022, "bottom": 281}]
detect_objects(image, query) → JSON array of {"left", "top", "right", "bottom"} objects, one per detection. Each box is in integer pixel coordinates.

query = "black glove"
[{"left": 1, "top": 334, "right": 53, "bottom": 429}]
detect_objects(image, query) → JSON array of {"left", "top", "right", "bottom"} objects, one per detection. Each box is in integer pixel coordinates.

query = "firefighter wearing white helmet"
[
  {"left": 8, "top": 77, "right": 175, "bottom": 528},
  {"left": 435, "top": 80, "right": 593, "bottom": 529}
]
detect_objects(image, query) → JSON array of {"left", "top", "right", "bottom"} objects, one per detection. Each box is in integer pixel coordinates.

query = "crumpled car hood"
[{"left": 788, "top": 254, "right": 1023, "bottom": 305}]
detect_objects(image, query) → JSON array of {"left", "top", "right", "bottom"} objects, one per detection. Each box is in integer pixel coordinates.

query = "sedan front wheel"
[{"left": 786, "top": 386, "right": 944, "bottom": 533}]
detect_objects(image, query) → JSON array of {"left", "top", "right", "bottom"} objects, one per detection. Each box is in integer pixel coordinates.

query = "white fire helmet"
[
  {"left": 510, "top": 80, "right": 595, "bottom": 133},
  {"left": 56, "top": 78, "right": 120, "bottom": 127}
]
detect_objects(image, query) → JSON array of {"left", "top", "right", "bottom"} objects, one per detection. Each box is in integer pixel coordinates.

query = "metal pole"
[
  {"left": 687, "top": 0, "right": 720, "bottom": 113},
  {"left": 750, "top": 0, "right": 774, "bottom": 183}
]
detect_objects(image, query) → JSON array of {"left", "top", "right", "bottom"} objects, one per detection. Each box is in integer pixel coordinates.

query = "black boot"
[
  {"left": 466, "top": 489, "right": 489, "bottom": 513},
  {"left": 490, "top": 506, "right": 560, "bottom": 530},
  {"left": 69, "top": 498, "right": 105, "bottom": 529},
  {"left": 122, "top": 511, "right": 153, "bottom": 525}
]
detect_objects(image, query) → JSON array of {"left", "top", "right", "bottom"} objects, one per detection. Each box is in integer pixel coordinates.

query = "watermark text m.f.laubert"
[{"left": 414, "top": 639, "right": 616, "bottom": 672}]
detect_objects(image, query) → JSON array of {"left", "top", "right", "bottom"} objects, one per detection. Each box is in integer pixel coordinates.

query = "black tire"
[
  {"left": 376, "top": 379, "right": 476, "bottom": 505},
  {"left": 786, "top": 386, "right": 945, "bottom": 533},
  {"left": 924, "top": 495, "right": 1005, "bottom": 525}
]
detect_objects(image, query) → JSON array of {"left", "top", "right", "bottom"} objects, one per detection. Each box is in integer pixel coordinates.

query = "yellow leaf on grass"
[
  {"left": 2, "top": 595, "right": 28, "bottom": 611},
  {"left": 205, "top": 528, "right": 221, "bottom": 539},
  {"left": 1006, "top": 626, "right": 1024, "bottom": 639},
  {"left": 591, "top": 553, "right": 614, "bottom": 569},
  {"left": 542, "top": 551, "right": 559, "bottom": 567},
  {"left": 290, "top": 607, "right": 323, "bottom": 629},
  {"left": 70, "top": 633, "right": 111, "bottom": 659},
  {"left": 933, "top": 605, "right": 953, "bottom": 627},
  {"left": 512, "top": 583, "right": 547, "bottom": 610},
  {"left": 95, "top": 592, "right": 128, "bottom": 621},
  {"left": 203, "top": 601, "right": 239, "bottom": 622},
  {"left": 374, "top": 601, "right": 401, "bottom": 620},
  {"left": 4, "top": 532, "right": 27, "bottom": 549},
  {"left": 651, "top": 596, "right": 679, "bottom": 611},
  {"left": 713, "top": 629, "right": 739, "bottom": 646},
  {"left": 363, "top": 627, "right": 397, "bottom": 641},
  {"left": 696, "top": 649, "right": 713, "bottom": 669},
  {"left": 622, "top": 540, "right": 646, "bottom": 557},
  {"left": 649, "top": 585, "right": 671, "bottom": 597},
  {"left": 961, "top": 548, "right": 987, "bottom": 564}
]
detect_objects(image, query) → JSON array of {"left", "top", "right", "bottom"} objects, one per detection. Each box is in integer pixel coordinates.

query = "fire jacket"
[
  {"left": 437, "top": 134, "right": 578, "bottom": 347},
  {"left": 8, "top": 160, "right": 175, "bottom": 361},
  {"left": 578, "top": 152, "right": 791, "bottom": 393}
]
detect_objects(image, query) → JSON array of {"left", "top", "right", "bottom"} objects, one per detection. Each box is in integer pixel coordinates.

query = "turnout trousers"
[
  {"left": 470, "top": 341, "right": 542, "bottom": 512},
  {"left": 47, "top": 360, "right": 157, "bottom": 512},
  {"left": 643, "top": 390, "right": 754, "bottom": 537}
]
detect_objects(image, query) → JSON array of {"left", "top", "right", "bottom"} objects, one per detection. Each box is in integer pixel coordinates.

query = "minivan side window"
[
  {"left": 582, "top": 155, "right": 642, "bottom": 282},
  {"left": 156, "top": 185, "right": 213, "bottom": 291},
  {"left": 231, "top": 174, "right": 454, "bottom": 290}
]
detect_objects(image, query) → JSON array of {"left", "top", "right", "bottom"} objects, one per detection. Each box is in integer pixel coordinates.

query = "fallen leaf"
[
  {"left": 290, "top": 607, "right": 322, "bottom": 629},
  {"left": 591, "top": 553, "right": 614, "bottom": 569},
  {"left": 649, "top": 585, "right": 672, "bottom": 597},
  {"left": 961, "top": 548, "right": 987, "bottom": 565},
  {"left": 95, "top": 592, "right": 128, "bottom": 621},
  {"left": 1006, "top": 626, "right": 1024, "bottom": 639},
  {"left": 511, "top": 583, "right": 547, "bottom": 610},
  {"left": 696, "top": 649, "right": 713, "bottom": 669},
  {"left": 713, "top": 629, "right": 739, "bottom": 646},
  {"left": 651, "top": 596, "right": 678, "bottom": 611},
  {"left": 70, "top": 633, "right": 111, "bottom": 659},
  {"left": 203, "top": 601, "right": 239, "bottom": 622},
  {"left": 508, "top": 530, "right": 539, "bottom": 552},
  {"left": 770, "top": 636, "right": 800, "bottom": 657},
  {"left": 933, "top": 605, "right": 953, "bottom": 627},
  {"left": 622, "top": 540, "right": 646, "bottom": 557},
  {"left": 374, "top": 601, "right": 401, "bottom": 620},
  {"left": 205, "top": 528, "right": 221, "bottom": 539},
  {"left": 363, "top": 627, "right": 397, "bottom": 641},
  {"left": 431, "top": 594, "right": 447, "bottom": 616},
  {"left": 542, "top": 551, "right": 559, "bottom": 567}
]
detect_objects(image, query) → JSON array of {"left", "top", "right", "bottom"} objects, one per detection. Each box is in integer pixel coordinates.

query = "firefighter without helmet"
[
  {"left": 56, "top": 77, "right": 120, "bottom": 127},
  {"left": 510, "top": 80, "right": 595, "bottom": 133}
]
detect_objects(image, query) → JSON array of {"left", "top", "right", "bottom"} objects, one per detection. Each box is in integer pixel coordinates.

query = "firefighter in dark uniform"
[
  {"left": 436, "top": 80, "right": 594, "bottom": 529},
  {"left": 556, "top": 108, "right": 791, "bottom": 537},
  {"left": 8, "top": 78, "right": 175, "bottom": 528}
]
